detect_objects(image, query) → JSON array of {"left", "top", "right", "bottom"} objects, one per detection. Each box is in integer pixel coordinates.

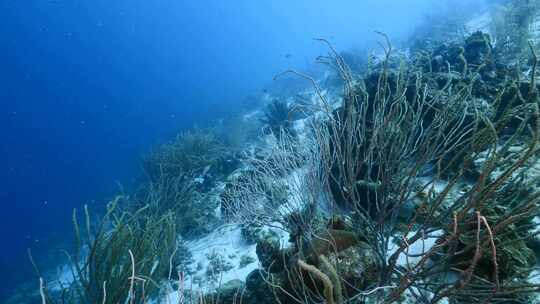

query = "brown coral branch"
[
  {"left": 479, "top": 215, "right": 499, "bottom": 304},
  {"left": 298, "top": 259, "right": 335, "bottom": 304}
]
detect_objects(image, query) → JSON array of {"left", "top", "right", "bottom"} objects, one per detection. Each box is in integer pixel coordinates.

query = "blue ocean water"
[{"left": 0, "top": 0, "right": 486, "bottom": 301}]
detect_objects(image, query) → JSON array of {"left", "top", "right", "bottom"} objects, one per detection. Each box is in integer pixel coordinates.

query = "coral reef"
[
  {"left": 227, "top": 31, "right": 540, "bottom": 303},
  {"left": 491, "top": 0, "right": 540, "bottom": 63},
  {"left": 27, "top": 2, "right": 540, "bottom": 303}
]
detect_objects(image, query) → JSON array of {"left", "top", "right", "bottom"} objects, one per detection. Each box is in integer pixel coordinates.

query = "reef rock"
[{"left": 325, "top": 242, "right": 379, "bottom": 292}]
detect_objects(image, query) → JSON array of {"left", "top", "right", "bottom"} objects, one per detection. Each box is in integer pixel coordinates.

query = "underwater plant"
[
  {"left": 137, "top": 172, "right": 217, "bottom": 238},
  {"left": 139, "top": 128, "right": 234, "bottom": 237},
  {"left": 32, "top": 130, "right": 239, "bottom": 303},
  {"left": 260, "top": 99, "right": 296, "bottom": 137},
  {"left": 142, "top": 128, "right": 226, "bottom": 182},
  {"left": 225, "top": 34, "right": 540, "bottom": 303},
  {"left": 34, "top": 196, "right": 178, "bottom": 304},
  {"left": 223, "top": 127, "right": 324, "bottom": 240}
]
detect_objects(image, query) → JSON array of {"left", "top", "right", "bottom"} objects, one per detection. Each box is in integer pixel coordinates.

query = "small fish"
[{"left": 285, "top": 53, "right": 292, "bottom": 59}]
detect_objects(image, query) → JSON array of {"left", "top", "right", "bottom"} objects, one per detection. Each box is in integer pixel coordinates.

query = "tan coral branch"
[{"left": 298, "top": 259, "right": 334, "bottom": 304}]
